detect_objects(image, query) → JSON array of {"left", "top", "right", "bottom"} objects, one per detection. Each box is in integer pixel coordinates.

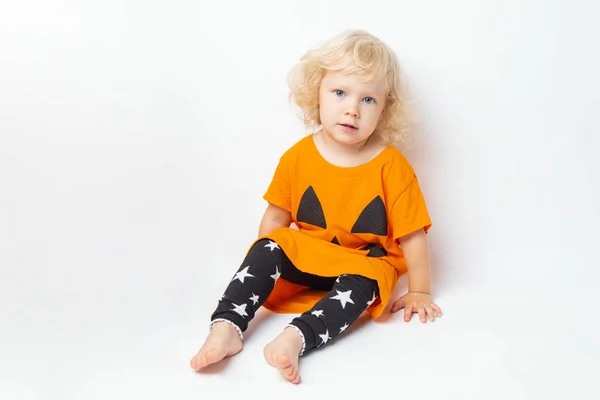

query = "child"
[{"left": 189, "top": 29, "right": 442, "bottom": 384}]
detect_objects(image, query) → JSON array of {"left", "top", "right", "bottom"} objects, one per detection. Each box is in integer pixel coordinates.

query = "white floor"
[{"left": 2, "top": 226, "right": 598, "bottom": 399}]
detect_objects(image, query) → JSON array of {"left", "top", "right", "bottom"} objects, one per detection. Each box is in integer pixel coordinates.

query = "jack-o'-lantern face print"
[{"left": 294, "top": 185, "right": 389, "bottom": 257}]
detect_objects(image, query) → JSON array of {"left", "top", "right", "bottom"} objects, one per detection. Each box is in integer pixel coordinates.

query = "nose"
[{"left": 345, "top": 103, "right": 359, "bottom": 117}]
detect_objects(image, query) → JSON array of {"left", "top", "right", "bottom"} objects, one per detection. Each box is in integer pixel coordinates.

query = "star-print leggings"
[{"left": 210, "top": 238, "right": 380, "bottom": 356}]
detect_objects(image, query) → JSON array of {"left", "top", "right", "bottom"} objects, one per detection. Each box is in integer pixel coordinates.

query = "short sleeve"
[
  {"left": 263, "top": 154, "right": 292, "bottom": 212},
  {"left": 390, "top": 174, "right": 432, "bottom": 240}
]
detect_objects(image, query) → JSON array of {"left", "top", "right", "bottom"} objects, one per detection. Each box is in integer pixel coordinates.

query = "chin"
[
  {"left": 334, "top": 131, "right": 372, "bottom": 146},
  {"left": 340, "top": 136, "right": 368, "bottom": 146},
  {"left": 322, "top": 126, "right": 365, "bottom": 144}
]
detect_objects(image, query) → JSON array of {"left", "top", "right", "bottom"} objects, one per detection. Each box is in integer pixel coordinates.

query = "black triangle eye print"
[
  {"left": 297, "top": 186, "right": 327, "bottom": 228},
  {"left": 351, "top": 196, "right": 388, "bottom": 236}
]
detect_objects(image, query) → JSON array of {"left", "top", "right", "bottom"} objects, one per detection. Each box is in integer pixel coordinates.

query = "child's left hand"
[{"left": 390, "top": 292, "right": 442, "bottom": 323}]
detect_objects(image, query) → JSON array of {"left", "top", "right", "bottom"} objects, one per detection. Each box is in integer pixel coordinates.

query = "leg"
[
  {"left": 263, "top": 273, "right": 379, "bottom": 383},
  {"left": 190, "top": 238, "right": 291, "bottom": 370}
]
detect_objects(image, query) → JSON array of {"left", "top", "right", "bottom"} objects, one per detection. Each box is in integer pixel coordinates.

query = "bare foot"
[
  {"left": 189, "top": 321, "right": 243, "bottom": 370},
  {"left": 263, "top": 326, "right": 304, "bottom": 384}
]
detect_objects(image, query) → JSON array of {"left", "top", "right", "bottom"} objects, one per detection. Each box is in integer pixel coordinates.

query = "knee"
[
  {"left": 250, "top": 238, "right": 279, "bottom": 253},
  {"left": 337, "top": 274, "right": 380, "bottom": 296},
  {"left": 245, "top": 239, "right": 284, "bottom": 269}
]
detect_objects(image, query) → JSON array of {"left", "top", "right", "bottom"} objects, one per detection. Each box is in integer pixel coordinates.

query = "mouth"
[{"left": 338, "top": 123, "right": 357, "bottom": 129}]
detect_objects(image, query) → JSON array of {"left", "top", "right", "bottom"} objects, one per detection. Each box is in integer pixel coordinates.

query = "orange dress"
[{"left": 252, "top": 134, "right": 432, "bottom": 319}]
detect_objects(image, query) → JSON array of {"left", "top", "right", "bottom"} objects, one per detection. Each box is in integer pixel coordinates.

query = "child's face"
[{"left": 318, "top": 70, "right": 387, "bottom": 147}]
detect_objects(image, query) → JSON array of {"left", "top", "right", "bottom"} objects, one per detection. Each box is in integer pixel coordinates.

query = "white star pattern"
[
  {"left": 331, "top": 289, "right": 355, "bottom": 309},
  {"left": 264, "top": 241, "right": 280, "bottom": 251},
  {"left": 249, "top": 293, "right": 259, "bottom": 305},
  {"left": 232, "top": 266, "right": 254, "bottom": 283},
  {"left": 366, "top": 291, "right": 377, "bottom": 306},
  {"left": 319, "top": 329, "right": 332, "bottom": 346},
  {"left": 311, "top": 310, "right": 324, "bottom": 318},
  {"left": 231, "top": 303, "right": 248, "bottom": 317},
  {"left": 339, "top": 322, "right": 349, "bottom": 333},
  {"left": 271, "top": 265, "right": 281, "bottom": 282}
]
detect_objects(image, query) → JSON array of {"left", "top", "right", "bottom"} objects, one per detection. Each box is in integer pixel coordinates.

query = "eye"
[
  {"left": 363, "top": 97, "right": 375, "bottom": 104},
  {"left": 334, "top": 90, "right": 344, "bottom": 97}
]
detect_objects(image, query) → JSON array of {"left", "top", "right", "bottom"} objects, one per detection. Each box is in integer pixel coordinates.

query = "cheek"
[
  {"left": 320, "top": 99, "right": 337, "bottom": 118},
  {"left": 365, "top": 108, "right": 383, "bottom": 125}
]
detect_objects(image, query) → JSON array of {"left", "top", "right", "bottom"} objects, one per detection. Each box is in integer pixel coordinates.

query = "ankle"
[
  {"left": 285, "top": 324, "right": 306, "bottom": 356},
  {"left": 211, "top": 318, "right": 244, "bottom": 341}
]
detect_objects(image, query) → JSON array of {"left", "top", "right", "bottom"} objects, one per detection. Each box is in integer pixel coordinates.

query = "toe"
[
  {"left": 190, "top": 353, "right": 203, "bottom": 369},
  {"left": 274, "top": 353, "right": 291, "bottom": 369},
  {"left": 203, "top": 349, "right": 222, "bottom": 365},
  {"left": 283, "top": 365, "right": 294, "bottom": 379},
  {"left": 274, "top": 354, "right": 297, "bottom": 380}
]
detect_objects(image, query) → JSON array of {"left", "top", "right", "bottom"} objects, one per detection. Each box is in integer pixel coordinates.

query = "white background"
[{"left": 1, "top": 1, "right": 599, "bottom": 398}]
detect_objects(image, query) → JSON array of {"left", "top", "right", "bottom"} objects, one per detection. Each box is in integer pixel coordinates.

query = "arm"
[
  {"left": 258, "top": 203, "right": 293, "bottom": 237},
  {"left": 390, "top": 228, "right": 443, "bottom": 323},
  {"left": 397, "top": 228, "right": 431, "bottom": 294}
]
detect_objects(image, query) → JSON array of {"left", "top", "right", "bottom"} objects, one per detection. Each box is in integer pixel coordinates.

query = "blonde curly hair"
[{"left": 287, "top": 29, "right": 416, "bottom": 149}]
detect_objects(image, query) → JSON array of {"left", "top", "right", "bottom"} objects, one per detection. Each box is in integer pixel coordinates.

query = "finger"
[
  {"left": 404, "top": 304, "right": 414, "bottom": 321},
  {"left": 425, "top": 305, "right": 436, "bottom": 322},
  {"left": 417, "top": 306, "right": 427, "bottom": 323},
  {"left": 431, "top": 303, "right": 443, "bottom": 317},
  {"left": 390, "top": 299, "right": 404, "bottom": 313}
]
